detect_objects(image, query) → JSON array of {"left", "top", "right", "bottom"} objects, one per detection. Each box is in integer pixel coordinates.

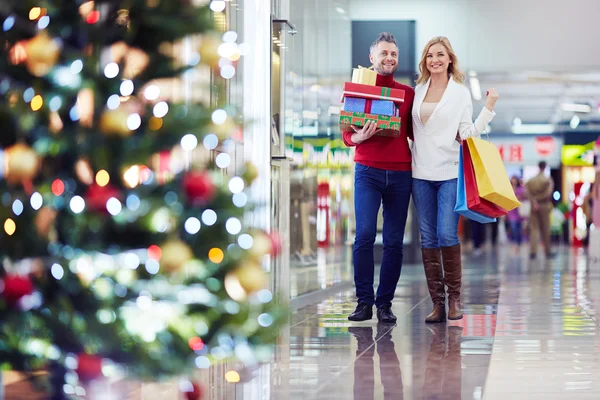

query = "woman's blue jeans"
[{"left": 412, "top": 178, "right": 460, "bottom": 249}]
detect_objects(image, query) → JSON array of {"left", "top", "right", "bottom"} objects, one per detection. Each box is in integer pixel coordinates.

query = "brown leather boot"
[
  {"left": 442, "top": 244, "right": 463, "bottom": 320},
  {"left": 422, "top": 248, "right": 446, "bottom": 323}
]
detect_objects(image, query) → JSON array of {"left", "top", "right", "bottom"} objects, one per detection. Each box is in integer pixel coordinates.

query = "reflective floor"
[{"left": 260, "top": 244, "right": 600, "bottom": 400}]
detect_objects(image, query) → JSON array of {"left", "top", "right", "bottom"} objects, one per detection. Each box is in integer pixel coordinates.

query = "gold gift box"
[{"left": 351, "top": 65, "right": 377, "bottom": 86}]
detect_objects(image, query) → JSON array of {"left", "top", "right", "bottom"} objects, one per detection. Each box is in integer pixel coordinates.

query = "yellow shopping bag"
[{"left": 466, "top": 137, "right": 521, "bottom": 211}]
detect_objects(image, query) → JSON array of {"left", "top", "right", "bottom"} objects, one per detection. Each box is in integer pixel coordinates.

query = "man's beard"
[{"left": 375, "top": 63, "right": 397, "bottom": 76}]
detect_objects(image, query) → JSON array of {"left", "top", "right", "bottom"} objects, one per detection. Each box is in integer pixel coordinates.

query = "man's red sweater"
[{"left": 342, "top": 74, "right": 415, "bottom": 171}]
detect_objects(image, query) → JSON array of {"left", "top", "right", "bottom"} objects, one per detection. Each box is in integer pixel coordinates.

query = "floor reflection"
[
  {"left": 422, "top": 325, "right": 463, "bottom": 400},
  {"left": 350, "top": 324, "right": 403, "bottom": 400}
]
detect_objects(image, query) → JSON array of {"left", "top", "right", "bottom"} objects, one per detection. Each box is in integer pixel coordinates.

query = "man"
[
  {"left": 342, "top": 33, "right": 415, "bottom": 323},
  {"left": 525, "top": 161, "right": 555, "bottom": 259}
]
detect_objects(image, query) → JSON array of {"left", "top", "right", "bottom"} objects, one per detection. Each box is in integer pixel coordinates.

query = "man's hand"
[{"left": 351, "top": 120, "right": 380, "bottom": 144}]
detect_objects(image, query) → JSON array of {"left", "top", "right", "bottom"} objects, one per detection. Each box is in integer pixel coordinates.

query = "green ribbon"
[{"left": 380, "top": 87, "right": 391, "bottom": 98}]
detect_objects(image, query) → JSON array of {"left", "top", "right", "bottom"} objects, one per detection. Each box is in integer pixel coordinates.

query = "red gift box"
[{"left": 341, "top": 82, "right": 405, "bottom": 106}]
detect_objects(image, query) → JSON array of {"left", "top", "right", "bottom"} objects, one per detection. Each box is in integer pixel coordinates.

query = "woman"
[
  {"left": 411, "top": 37, "right": 499, "bottom": 323},
  {"left": 507, "top": 176, "right": 526, "bottom": 246}
]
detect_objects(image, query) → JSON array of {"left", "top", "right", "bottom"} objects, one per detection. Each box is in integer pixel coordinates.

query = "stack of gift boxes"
[{"left": 339, "top": 66, "right": 405, "bottom": 137}]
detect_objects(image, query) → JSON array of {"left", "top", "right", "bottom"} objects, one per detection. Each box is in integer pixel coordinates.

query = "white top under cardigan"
[{"left": 411, "top": 76, "right": 496, "bottom": 181}]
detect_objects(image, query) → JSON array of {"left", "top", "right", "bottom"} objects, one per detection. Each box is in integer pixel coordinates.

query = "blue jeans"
[
  {"left": 412, "top": 178, "right": 460, "bottom": 249},
  {"left": 353, "top": 163, "right": 412, "bottom": 308},
  {"left": 508, "top": 220, "right": 523, "bottom": 245}
]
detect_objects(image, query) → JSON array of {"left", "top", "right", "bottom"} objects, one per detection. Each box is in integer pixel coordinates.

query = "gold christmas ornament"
[
  {"left": 159, "top": 239, "right": 194, "bottom": 273},
  {"left": 242, "top": 162, "right": 259, "bottom": 185},
  {"left": 49, "top": 112, "right": 64, "bottom": 134},
  {"left": 231, "top": 260, "right": 268, "bottom": 294},
  {"left": 199, "top": 36, "right": 221, "bottom": 68},
  {"left": 99, "top": 108, "right": 132, "bottom": 137},
  {"left": 4, "top": 143, "right": 41, "bottom": 184},
  {"left": 248, "top": 230, "right": 273, "bottom": 260},
  {"left": 77, "top": 88, "right": 95, "bottom": 128},
  {"left": 75, "top": 159, "right": 94, "bottom": 185},
  {"left": 35, "top": 207, "right": 58, "bottom": 240},
  {"left": 209, "top": 119, "right": 237, "bottom": 140},
  {"left": 110, "top": 41, "right": 150, "bottom": 79},
  {"left": 25, "top": 33, "right": 61, "bottom": 77}
]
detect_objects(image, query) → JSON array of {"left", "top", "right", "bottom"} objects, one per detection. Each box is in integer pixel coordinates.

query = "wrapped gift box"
[
  {"left": 342, "top": 97, "right": 397, "bottom": 116},
  {"left": 342, "top": 97, "right": 366, "bottom": 113},
  {"left": 370, "top": 99, "right": 396, "bottom": 116},
  {"left": 351, "top": 66, "right": 377, "bottom": 86},
  {"left": 339, "top": 111, "right": 401, "bottom": 137},
  {"left": 341, "top": 82, "right": 405, "bottom": 106}
]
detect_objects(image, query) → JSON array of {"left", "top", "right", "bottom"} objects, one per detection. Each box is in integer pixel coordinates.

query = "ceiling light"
[
  {"left": 513, "top": 117, "right": 522, "bottom": 127},
  {"left": 561, "top": 103, "right": 591, "bottom": 113},
  {"left": 570, "top": 115, "right": 581, "bottom": 129},
  {"left": 512, "top": 124, "right": 554, "bottom": 134},
  {"left": 336, "top": 7, "right": 346, "bottom": 14},
  {"left": 469, "top": 77, "right": 482, "bottom": 101}
]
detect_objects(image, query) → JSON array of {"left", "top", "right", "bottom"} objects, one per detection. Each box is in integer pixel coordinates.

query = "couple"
[{"left": 343, "top": 33, "right": 500, "bottom": 324}]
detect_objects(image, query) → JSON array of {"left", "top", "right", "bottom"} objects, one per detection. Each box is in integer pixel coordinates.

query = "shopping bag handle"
[{"left": 456, "top": 129, "right": 490, "bottom": 143}]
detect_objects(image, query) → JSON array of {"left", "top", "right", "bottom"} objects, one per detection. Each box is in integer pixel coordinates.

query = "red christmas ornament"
[
  {"left": 183, "top": 171, "right": 215, "bottom": 205},
  {"left": 270, "top": 231, "right": 282, "bottom": 256},
  {"left": 1, "top": 275, "right": 34, "bottom": 306},
  {"left": 76, "top": 353, "right": 103, "bottom": 381},
  {"left": 85, "top": 184, "right": 121, "bottom": 214},
  {"left": 184, "top": 382, "right": 204, "bottom": 400}
]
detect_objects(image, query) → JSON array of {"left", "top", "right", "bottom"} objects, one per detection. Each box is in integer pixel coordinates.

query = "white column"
[{"left": 243, "top": 0, "right": 272, "bottom": 234}]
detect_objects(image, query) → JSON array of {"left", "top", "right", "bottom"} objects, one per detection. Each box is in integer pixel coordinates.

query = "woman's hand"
[
  {"left": 351, "top": 120, "right": 380, "bottom": 144},
  {"left": 485, "top": 88, "right": 499, "bottom": 112}
]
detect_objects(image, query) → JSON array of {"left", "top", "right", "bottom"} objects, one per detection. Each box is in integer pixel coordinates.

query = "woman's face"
[
  {"left": 426, "top": 43, "right": 451, "bottom": 75},
  {"left": 511, "top": 177, "right": 518, "bottom": 187}
]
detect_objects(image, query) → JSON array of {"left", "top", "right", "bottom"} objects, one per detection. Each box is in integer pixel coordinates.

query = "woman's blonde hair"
[{"left": 416, "top": 36, "right": 465, "bottom": 85}]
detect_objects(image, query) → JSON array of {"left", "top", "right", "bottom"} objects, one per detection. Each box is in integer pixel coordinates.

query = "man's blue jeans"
[
  {"left": 353, "top": 163, "right": 412, "bottom": 308},
  {"left": 412, "top": 178, "right": 460, "bottom": 249}
]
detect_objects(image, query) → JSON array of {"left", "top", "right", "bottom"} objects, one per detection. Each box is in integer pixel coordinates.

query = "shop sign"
[
  {"left": 561, "top": 141, "right": 595, "bottom": 166},
  {"left": 490, "top": 136, "right": 562, "bottom": 167}
]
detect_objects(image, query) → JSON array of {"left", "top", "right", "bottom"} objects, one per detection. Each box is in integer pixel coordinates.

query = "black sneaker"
[
  {"left": 377, "top": 306, "right": 397, "bottom": 323},
  {"left": 348, "top": 303, "right": 373, "bottom": 321}
]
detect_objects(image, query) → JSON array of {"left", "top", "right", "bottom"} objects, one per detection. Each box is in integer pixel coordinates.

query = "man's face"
[{"left": 369, "top": 41, "right": 398, "bottom": 76}]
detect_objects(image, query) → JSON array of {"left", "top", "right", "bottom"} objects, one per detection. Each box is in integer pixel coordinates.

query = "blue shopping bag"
[{"left": 454, "top": 146, "right": 497, "bottom": 224}]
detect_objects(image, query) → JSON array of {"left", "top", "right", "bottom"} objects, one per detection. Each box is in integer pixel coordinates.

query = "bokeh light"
[
  {"left": 208, "top": 248, "right": 224, "bottom": 264},
  {"left": 96, "top": 170, "right": 110, "bottom": 187}
]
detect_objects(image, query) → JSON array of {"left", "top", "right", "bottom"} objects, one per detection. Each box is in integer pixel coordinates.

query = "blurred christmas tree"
[{"left": 0, "top": 0, "right": 283, "bottom": 397}]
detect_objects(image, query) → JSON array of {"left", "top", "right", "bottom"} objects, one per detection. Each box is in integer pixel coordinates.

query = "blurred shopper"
[
  {"left": 471, "top": 220, "right": 486, "bottom": 257},
  {"left": 507, "top": 176, "right": 526, "bottom": 245},
  {"left": 343, "top": 33, "right": 415, "bottom": 323},
  {"left": 411, "top": 37, "right": 499, "bottom": 322},
  {"left": 525, "top": 161, "right": 556, "bottom": 259},
  {"left": 583, "top": 183, "right": 594, "bottom": 247}
]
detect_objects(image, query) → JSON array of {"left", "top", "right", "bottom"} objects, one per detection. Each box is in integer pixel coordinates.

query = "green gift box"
[{"left": 339, "top": 111, "right": 402, "bottom": 137}]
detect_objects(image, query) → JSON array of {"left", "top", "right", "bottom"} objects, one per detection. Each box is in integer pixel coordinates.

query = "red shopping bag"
[{"left": 463, "top": 144, "right": 508, "bottom": 218}]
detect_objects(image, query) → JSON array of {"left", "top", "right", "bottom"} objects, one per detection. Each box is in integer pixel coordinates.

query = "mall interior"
[{"left": 2, "top": 0, "right": 600, "bottom": 399}]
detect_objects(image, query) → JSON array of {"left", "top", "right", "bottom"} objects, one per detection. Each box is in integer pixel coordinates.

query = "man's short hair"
[
  {"left": 370, "top": 32, "right": 397, "bottom": 54},
  {"left": 539, "top": 161, "right": 547, "bottom": 171}
]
